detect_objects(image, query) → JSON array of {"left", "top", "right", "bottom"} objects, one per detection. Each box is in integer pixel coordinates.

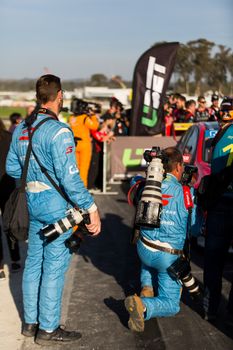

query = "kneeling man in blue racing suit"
[
  {"left": 6, "top": 75, "right": 101, "bottom": 345},
  {"left": 125, "top": 147, "right": 198, "bottom": 332}
]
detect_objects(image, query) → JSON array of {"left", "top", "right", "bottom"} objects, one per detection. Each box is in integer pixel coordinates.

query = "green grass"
[
  {"left": 0, "top": 106, "right": 70, "bottom": 121},
  {"left": 0, "top": 106, "right": 27, "bottom": 119}
]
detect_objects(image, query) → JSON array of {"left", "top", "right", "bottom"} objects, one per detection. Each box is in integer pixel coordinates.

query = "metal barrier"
[{"left": 99, "top": 136, "right": 177, "bottom": 194}]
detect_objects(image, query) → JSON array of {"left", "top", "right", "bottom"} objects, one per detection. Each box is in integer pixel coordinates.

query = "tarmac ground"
[{"left": 0, "top": 183, "right": 233, "bottom": 350}]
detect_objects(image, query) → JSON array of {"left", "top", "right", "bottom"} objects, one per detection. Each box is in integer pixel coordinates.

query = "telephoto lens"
[
  {"left": 41, "top": 208, "right": 83, "bottom": 242},
  {"left": 167, "top": 257, "right": 200, "bottom": 297},
  {"left": 182, "top": 273, "right": 200, "bottom": 296},
  {"left": 135, "top": 157, "right": 164, "bottom": 228}
]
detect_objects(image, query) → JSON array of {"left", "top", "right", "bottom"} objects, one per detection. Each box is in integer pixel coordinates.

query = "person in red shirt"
[
  {"left": 88, "top": 121, "right": 115, "bottom": 191},
  {"left": 172, "top": 95, "right": 186, "bottom": 122},
  {"left": 163, "top": 101, "right": 174, "bottom": 136},
  {"left": 183, "top": 99, "right": 196, "bottom": 122}
]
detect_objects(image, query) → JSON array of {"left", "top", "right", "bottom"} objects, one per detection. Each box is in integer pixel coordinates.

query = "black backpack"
[{"left": 3, "top": 117, "right": 53, "bottom": 242}]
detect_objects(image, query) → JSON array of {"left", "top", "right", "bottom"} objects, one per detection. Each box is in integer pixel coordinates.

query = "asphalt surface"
[{"left": 1, "top": 183, "right": 233, "bottom": 350}]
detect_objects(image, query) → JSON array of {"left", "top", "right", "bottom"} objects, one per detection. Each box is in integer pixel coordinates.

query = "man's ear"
[
  {"left": 57, "top": 90, "right": 63, "bottom": 100},
  {"left": 175, "top": 162, "right": 179, "bottom": 173}
]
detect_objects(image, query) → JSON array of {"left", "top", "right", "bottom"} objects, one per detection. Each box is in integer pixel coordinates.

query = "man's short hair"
[
  {"left": 109, "top": 97, "right": 119, "bottom": 108},
  {"left": 185, "top": 99, "right": 196, "bottom": 109},
  {"left": 173, "top": 93, "right": 181, "bottom": 100},
  {"left": 9, "top": 112, "right": 22, "bottom": 124},
  {"left": 163, "top": 147, "right": 183, "bottom": 173},
  {"left": 36, "top": 74, "right": 61, "bottom": 105},
  {"left": 177, "top": 95, "right": 186, "bottom": 103},
  {"left": 197, "top": 95, "right": 205, "bottom": 103}
]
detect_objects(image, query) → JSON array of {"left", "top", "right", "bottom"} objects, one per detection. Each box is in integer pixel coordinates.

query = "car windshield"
[{"left": 202, "top": 129, "right": 219, "bottom": 163}]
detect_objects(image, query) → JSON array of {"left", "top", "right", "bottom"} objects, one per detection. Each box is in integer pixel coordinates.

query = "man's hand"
[{"left": 86, "top": 210, "right": 101, "bottom": 236}]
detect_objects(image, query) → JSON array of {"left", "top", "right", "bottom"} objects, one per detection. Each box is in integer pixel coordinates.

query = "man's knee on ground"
[
  {"left": 169, "top": 302, "right": 180, "bottom": 316},
  {"left": 163, "top": 298, "right": 180, "bottom": 317}
]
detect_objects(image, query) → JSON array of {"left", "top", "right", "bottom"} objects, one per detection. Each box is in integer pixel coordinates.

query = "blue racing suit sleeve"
[
  {"left": 6, "top": 127, "right": 22, "bottom": 179},
  {"left": 50, "top": 127, "right": 95, "bottom": 211},
  {"left": 6, "top": 129, "right": 22, "bottom": 179}
]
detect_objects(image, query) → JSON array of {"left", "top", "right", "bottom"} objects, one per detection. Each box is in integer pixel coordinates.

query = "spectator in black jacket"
[{"left": 0, "top": 119, "right": 20, "bottom": 280}]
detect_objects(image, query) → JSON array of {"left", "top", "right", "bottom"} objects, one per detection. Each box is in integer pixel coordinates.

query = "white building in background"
[
  {"left": 82, "top": 87, "right": 131, "bottom": 107},
  {"left": 0, "top": 87, "right": 132, "bottom": 111}
]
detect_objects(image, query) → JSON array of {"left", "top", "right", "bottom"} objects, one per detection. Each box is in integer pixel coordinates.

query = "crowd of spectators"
[
  {"left": 87, "top": 97, "right": 130, "bottom": 191},
  {"left": 163, "top": 93, "right": 220, "bottom": 136}
]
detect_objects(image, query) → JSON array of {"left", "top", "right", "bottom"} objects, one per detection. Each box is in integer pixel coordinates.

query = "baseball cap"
[{"left": 211, "top": 94, "right": 219, "bottom": 102}]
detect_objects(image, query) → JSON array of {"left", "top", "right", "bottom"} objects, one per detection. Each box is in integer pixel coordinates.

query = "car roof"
[{"left": 200, "top": 121, "right": 219, "bottom": 130}]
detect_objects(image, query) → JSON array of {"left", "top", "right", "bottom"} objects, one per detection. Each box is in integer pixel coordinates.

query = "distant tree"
[
  {"left": 187, "top": 38, "right": 215, "bottom": 95},
  {"left": 208, "top": 45, "right": 231, "bottom": 94},
  {"left": 90, "top": 74, "right": 108, "bottom": 86},
  {"left": 227, "top": 52, "right": 233, "bottom": 95},
  {"left": 174, "top": 44, "right": 193, "bottom": 95}
]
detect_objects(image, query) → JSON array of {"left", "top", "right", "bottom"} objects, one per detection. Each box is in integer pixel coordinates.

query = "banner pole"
[
  {"left": 102, "top": 141, "right": 107, "bottom": 193},
  {"left": 97, "top": 141, "right": 118, "bottom": 195}
]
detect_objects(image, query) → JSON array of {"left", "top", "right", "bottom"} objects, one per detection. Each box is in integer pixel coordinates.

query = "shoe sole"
[
  {"left": 35, "top": 335, "right": 82, "bottom": 346},
  {"left": 124, "top": 296, "right": 144, "bottom": 332},
  {"left": 22, "top": 331, "right": 36, "bottom": 337}
]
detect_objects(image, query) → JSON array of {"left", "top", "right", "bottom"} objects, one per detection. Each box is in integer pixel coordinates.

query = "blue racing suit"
[
  {"left": 6, "top": 112, "right": 95, "bottom": 331},
  {"left": 137, "top": 173, "right": 198, "bottom": 319}
]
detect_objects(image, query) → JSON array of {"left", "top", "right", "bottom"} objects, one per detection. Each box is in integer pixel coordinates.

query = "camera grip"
[{"left": 78, "top": 213, "right": 91, "bottom": 236}]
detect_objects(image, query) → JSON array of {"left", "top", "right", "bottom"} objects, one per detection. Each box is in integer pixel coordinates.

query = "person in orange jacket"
[{"left": 69, "top": 100, "right": 99, "bottom": 187}]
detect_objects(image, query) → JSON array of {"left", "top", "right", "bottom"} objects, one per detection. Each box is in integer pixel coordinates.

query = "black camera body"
[
  {"left": 167, "top": 256, "right": 191, "bottom": 280},
  {"left": 71, "top": 98, "right": 101, "bottom": 115},
  {"left": 65, "top": 214, "right": 91, "bottom": 253},
  {"left": 181, "top": 164, "right": 198, "bottom": 186},
  {"left": 143, "top": 147, "right": 167, "bottom": 164},
  {"left": 167, "top": 256, "right": 200, "bottom": 297}
]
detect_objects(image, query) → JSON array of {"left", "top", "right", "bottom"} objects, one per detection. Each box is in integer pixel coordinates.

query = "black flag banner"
[{"left": 129, "top": 42, "right": 179, "bottom": 136}]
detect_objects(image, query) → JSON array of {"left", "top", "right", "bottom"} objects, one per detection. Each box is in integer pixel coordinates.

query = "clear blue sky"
[{"left": 0, "top": 0, "right": 232, "bottom": 80}]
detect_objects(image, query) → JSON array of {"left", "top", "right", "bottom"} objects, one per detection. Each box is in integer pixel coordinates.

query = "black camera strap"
[
  {"left": 27, "top": 117, "right": 76, "bottom": 208},
  {"left": 31, "top": 149, "right": 76, "bottom": 208},
  {"left": 21, "top": 117, "right": 54, "bottom": 191},
  {"left": 37, "top": 108, "right": 59, "bottom": 120}
]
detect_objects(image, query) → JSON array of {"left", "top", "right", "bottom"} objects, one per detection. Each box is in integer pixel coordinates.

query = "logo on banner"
[
  {"left": 122, "top": 148, "right": 151, "bottom": 167},
  {"left": 141, "top": 56, "right": 166, "bottom": 128}
]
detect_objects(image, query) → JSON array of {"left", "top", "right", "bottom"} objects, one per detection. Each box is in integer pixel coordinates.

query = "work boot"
[
  {"left": 124, "top": 295, "right": 145, "bottom": 332},
  {"left": 22, "top": 323, "right": 38, "bottom": 337},
  {"left": 140, "top": 286, "right": 154, "bottom": 298},
  {"left": 35, "top": 326, "right": 82, "bottom": 346}
]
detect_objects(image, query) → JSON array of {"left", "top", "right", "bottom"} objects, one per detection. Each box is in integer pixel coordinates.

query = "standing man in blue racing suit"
[
  {"left": 6, "top": 75, "right": 101, "bottom": 345},
  {"left": 125, "top": 147, "right": 198, "bottom": 332}
]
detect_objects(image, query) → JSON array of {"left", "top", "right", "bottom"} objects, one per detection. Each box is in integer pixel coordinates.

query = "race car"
[{"left": 176, "top": 121, "right": 219, "bottom": 188}]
